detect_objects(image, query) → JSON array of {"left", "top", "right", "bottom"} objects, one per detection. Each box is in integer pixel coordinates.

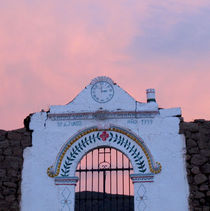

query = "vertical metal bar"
[
  {"left": 129, "top": 158, "right": 131, "bottom": 209},
  {"left": 79, "top": 162, "right": 81, "bottom": 211},
  {"left": 103, "top": 171, "right": 105, "bottom": 210},
  {"left": 98, "top": 148, "right": 100, "bottom": 211},
  {"left": 85, "top": 154, "right": 87, "bottom": 211},
  {"left": 122, "top": 153, "right": 125, "bottom": 211},
  {"left": 103, "top": 148, "right": 105, "bottom": 211},
  {"left": 116, "top": 149, "right": 118, "bottom": 211},
  {"left": 91, "top": 150, "right": 94, "bottom": 210},
  {"left": 109, "top": 147, "right": 112, "bottom": 211}
]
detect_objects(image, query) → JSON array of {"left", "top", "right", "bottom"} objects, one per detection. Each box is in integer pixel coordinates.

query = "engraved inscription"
[
  {"left": 57, "top": 121, "right": 82, "bottom": 127},
  {"left": 127, "top": 119, "right": 153, "bottom": 125}
]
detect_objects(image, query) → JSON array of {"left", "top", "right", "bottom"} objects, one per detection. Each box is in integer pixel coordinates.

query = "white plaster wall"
[
  {"left": 21, "top": 77, "right": 189, "bottom": 211},
  {"left": 21, "top": 116, "right": 189, "bottom": 211}
]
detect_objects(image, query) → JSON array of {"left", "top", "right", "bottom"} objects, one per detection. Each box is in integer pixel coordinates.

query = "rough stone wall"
[
  {"left": 0, "top": 128, "right": 32, "bottom": 211},
  {"left": 180, "top": 120, "right": 210, "bottom": 211}
]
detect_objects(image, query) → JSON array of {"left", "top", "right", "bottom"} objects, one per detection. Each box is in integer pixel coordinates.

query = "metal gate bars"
[{"left": 75, "top": 147, "right": 134, "bottom": 211}]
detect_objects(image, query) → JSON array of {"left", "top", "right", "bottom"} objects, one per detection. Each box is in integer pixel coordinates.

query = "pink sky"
[{"left": 1, "top": 0, "right": 210, "bottom": 130}]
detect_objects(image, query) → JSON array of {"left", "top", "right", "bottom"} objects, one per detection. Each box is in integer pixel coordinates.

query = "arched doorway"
[
  {"left": 47, "top": 126, "right": 161, "bottom": 211},
  {"left": 75, "top": 147, "right": 134, "bottom": 211}
]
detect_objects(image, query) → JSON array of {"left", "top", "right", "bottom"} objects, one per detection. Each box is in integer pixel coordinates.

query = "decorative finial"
[{"left": 90, "top": 76, "right": 114, "bottom": 85}]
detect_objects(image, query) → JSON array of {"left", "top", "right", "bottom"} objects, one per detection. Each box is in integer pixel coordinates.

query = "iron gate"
[{"left": 75, "top": 147, "right": 134, "bottom": 211}]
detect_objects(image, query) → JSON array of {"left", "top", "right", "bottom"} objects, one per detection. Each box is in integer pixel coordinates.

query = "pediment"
[{"left": 49, "top": 76, "right": 158, "bottom": 114}]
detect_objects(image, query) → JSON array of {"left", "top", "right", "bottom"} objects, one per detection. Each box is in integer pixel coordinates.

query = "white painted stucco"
[{"left": 21, "top": 76, "right": 189, "bottom": 211}]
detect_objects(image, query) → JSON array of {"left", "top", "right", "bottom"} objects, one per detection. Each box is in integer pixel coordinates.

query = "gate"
[{"left": 75, "top": 147, "right": 134, "bottom": 211}]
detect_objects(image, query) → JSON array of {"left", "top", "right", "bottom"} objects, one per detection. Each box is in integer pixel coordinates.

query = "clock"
[{"left": 91, "top": 80, "right": 114, "bottom": 103}]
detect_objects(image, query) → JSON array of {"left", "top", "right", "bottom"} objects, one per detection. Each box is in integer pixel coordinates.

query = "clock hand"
[{"left": 100, "top": 83, "right": 102, "bottom": 93}]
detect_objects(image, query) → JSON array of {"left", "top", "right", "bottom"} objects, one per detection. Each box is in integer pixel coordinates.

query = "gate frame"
[
  {"left": 75, "top": 147, "right": 135, "bottom": 211},
  {"left": 47, "top": 126, "right": 161, "bottom": 211}
]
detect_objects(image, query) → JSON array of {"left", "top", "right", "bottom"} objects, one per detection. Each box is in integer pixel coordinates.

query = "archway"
[{"left": 47, "top": 126, "right": 161, "bottom": 211}]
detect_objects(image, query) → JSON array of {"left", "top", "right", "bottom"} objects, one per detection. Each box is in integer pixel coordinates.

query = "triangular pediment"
[{"left": 49, "top": 76, "right": 158, "bottom": 114}]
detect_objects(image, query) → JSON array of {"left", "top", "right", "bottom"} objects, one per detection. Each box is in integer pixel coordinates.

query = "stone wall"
[
  {"left": 0, "top": 128, "right": 32, "bottom": 211},
  {"left": 180, "top": 120, "right": 210, "bottom": 211}
]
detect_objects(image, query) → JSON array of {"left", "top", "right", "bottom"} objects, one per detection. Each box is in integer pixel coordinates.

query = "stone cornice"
[{"left": 48, "top": 110, "right": 159, "bottom": 121}]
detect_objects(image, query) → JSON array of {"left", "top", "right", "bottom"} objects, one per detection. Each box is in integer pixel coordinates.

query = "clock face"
[{"left": 91, "top": 81, "right": 114, "bottom": 103}]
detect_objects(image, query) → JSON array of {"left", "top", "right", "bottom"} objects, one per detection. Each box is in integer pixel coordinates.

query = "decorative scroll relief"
[{"left": 47, "top": 126, "right": 161, "bottom": 178}]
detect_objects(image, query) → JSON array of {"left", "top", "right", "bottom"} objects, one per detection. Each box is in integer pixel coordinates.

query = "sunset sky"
[{"left": 1, "top": 0, "right": 210, "bottom": 130}]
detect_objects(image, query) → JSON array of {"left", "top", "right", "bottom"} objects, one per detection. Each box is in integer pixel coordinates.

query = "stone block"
[
  {"left": 191, "top": 155, "right": 208, "bottom": 166},
  {"left": 194, "top": 191, "right": 205, "bottom": 199},
  {"left": 201, "top": 164, "right": 210, "bottom": 174},
  {"left": 181, "top": 122, "right": 199, "bottom": 132},
  {"left": 191, "top": 199, "right": 200, "bottom": 207},
  {"left": 0, "top": 169, "right": 6, "bottom": 177},
  {"left": 187, "top": 168, "right": 191, "bottom": 175},
  {"left": 12, "top": 147, "right": 23, "bottom": 156},
  {"left": 9, "top": 201, "right": 19, "bottom": 211},
  {"left": 3, "top": 182, "right": 17, "bottom": 188},
  {"left": 199, "top": 184, "right": 209, "bottom": 191},
  {"left": 4, "top": 156, "right": 22, "bottom": 169},
  {"left": 15, "top": 128, "right": 26, "bottom": 133},
  {"left": 194, "top": 174, "right": 208, "bottom": 185},
  {"left": 203, "top": 207, "right": 210, "bottom": 211},
  {"left": 7, "top": 132, "right": 22, "bottom": 141},
  {"left": 0, "top": 192, "right": 4, "bottom": 199},
  {"left": 7, "top": 169, "right": 18, "bottom": 177},
  {"left": 191, "top": 133, "right": 199, "bottom": 140},
  {"left": 188, "top": 147, "right": 199, "bottom": 154},
  {"left": 199, "top": 198, "right": 205, "bottom": 204},
  {"left": 21, "top": 136, "right": 32, "bottom": 147},
  {"left": 186, "top": 154, "right": 191, "bottom": 161},
  {"left": 198, "top": 139, "right": 210, "bottom": 149},
  {"left": 199, "top": 127, "right": 210, "bottom": 135},
  {"left": 8, "top": 139, "right": 20, "bottom": 147},
  {"left": 191, "top": 166, "right": 200, "bottom": 174},
  {"left": 194, "top": 119, "right": 206, "bottom": 123},
  {"left": 5, "top": 156, "right": 22, "bottom": 163},
  {"left": 187, "top": 175, "right": 193, "bottom": 184},
  {"left": 0, "top": 141, "right": 9, "bottom": 148},
  {"left": 2, "top": 188, "right": 16, "bottom": 195},
  {"left": 3, "top": 148, "right": 12, "bottom": 156},
  {"left": 187, "top": 163, "right": 192, "bottom": 169},
  {"left": 191, "top": 185, "right": 198, "bottom": 191},
  {"left": 0, "top": 201, "right": 9, "bottom": 210},
  {"left": 0, "top": 161, "right": 9, "bottom": 168},
  {"left": 200, "top": 149, "right": 210, "bottom": 157},
  {"left": 194, "top": 207, "right": 202, "bottom": 211},
  {"left": 5, "top": 195, "right": 16, "bottom": 202},
  {"left": 186, "top": 139, "right": 197, "bottom": 148},
  {"left": 185, "top": 131, "right": 192, "bottom": 137}
]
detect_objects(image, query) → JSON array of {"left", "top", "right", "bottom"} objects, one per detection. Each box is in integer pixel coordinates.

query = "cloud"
[
  {"left": 129, "top": 3, "right": 210, "bottom": 60},
  {"left": 0, "top": 0, "right": 210, "bottom": 129}
]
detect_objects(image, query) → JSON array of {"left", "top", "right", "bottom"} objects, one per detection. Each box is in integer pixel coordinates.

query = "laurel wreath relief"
[{"left": 60, "top": 131, "right": 146, "bottom": 177}]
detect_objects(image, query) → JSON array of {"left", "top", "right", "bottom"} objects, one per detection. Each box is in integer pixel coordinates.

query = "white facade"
[{"left": 21, "top": 76, "right": 189, "bottom": 211}]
